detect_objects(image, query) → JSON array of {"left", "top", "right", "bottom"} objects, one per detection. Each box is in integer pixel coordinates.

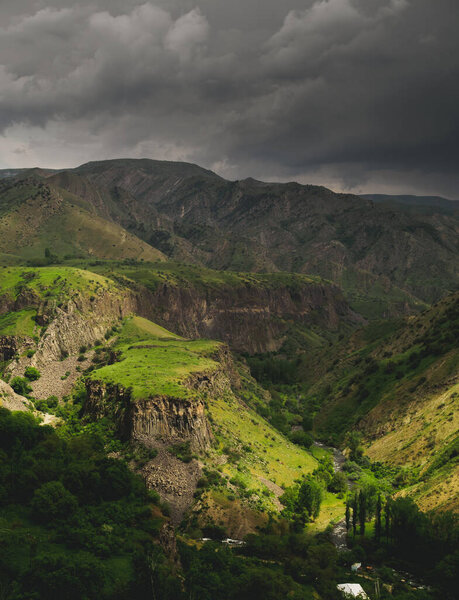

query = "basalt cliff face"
[
  {"left": 84, "top": 379, "right": 213, "bottom": 451},
  {"left": 32, "top": 290, "right": 136, "bottom": 365},
  {"left": 132, "top": 280, "right": 360, "bottom": 353}
]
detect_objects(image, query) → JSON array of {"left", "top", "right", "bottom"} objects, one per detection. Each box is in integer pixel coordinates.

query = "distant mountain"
[
  {"left": 1, "top": 159, "right": 458, "bottom": 316},
  {"left": 51, "top": 158, "right": 458, "bottom": 312},
  {"left": 361, "top": 193, "right": 458, "bottom": 215}
]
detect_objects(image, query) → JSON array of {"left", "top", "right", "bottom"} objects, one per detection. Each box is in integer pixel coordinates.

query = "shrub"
[
  {"left": 46, "top": 396, "right": 59, "bottom": 409},
  {"left": 168, "top": 441, "right": 193, "bottom": 463},
  {"left": 290, "top": 430, "right": 313, "bottom": 449},
  {"left": 24, "top": 367, "right": 41, "bottom": 381},
  {"left": 10, "top": 377, "right": 32, "bottom": 396},
  {"left": 328, "top": 472, "right": 348, "bottom": 494}
]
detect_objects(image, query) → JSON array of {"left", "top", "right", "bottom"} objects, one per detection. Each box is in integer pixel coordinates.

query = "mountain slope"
[
  {"left": 308, "top": 293, "right": 459, "bottom": 511},
  {"left": 361, "top": 193, "right": 458, "bottom": 215},
  {"left": 0, "top": 176, "right": 165, "bottom": 262},
  {"left": 45, "top": 159, "right": 459, "bottom": 314}
]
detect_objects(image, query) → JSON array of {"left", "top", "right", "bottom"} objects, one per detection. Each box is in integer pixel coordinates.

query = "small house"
[{"left": 337, "top": 583, "right": 369, "bottom": 599}]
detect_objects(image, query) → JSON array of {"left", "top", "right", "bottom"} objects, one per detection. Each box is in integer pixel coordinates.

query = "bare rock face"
[
  {"left": 0, "top": 379, "right": 29, "bottom": 412},
  {"left": 131, "top": 396, "right": 212, "bottom": 450},
  {"left": 85, "top": 380, "right": 213, "bottom": 451},
  {"left": 33, "top": 290, "right": 137, "bottom": 365},
  {"left": 133, "top": 281, "right": 360, "bottom": 354},
  {"left": 0, "top": 336, "right": 19, "bottom": 362}
]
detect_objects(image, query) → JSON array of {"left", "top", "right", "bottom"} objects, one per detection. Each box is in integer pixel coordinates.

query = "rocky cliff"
[
  {"left": 32, "top": 289, "right": 136, "bottom": 365},
  {"left": 84, "top": 379, "right": 213, "bottom": 451},
  {"left": 132, "top": 279, "right": 361, "bottom": 353}
]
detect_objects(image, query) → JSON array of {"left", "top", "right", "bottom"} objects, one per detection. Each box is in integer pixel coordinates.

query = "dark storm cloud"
[{"left": 0, "top": 0, "right": 458, "bottom": 196}]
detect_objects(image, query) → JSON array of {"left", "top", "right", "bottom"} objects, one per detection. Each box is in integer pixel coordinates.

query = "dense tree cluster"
[{"left": 0, "top": 408, "right": 168, "bottom": 600}]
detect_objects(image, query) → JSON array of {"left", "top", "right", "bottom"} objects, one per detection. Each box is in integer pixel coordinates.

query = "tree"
[
  {"left": 375, "top": 494, "right": 382, "bottom": 542},
  {"left": 290, "top": 430, "right": 313, "bottom": 449},
  {"left": 359, "top": 490, "right": 366, "bottom": 536},
  {"left": 24, "top": 367, "right": 41, "bottom": 381},
  {"left": 31, "top": 481, "right": 78, "bottom": 522},
  {"left": 328, "top": 471, "right": 347, "bottom": 495},
  {"left": 346, "top": 432, "right": 364, "bottom": 462},
  {"left": 10, "top": 377, "right": 32, "bottom": 396},
  {"left": 298, "top": 476, "right": 323, "bottom": 521},
  {"left": 345, "top": 501, "right": 351, "bottom": 531},
  {"left": 352, "top": 494, "right": 358, "bottom": 536},
  {"left": 384, "top": 498, "right": 391, "bottom": 540}
]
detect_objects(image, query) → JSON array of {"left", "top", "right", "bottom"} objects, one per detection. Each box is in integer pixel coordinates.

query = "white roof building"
[{"left": 337, "top": 583, "right": 369, "bottom": 599}]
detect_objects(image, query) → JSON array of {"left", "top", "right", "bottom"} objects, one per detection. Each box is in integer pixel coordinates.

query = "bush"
[
  {"left": 24, "top": 366, "right": 41, "bottom": 381},
  {"left": 10, "top": 377, "right": 32, "bottom": 396},
  {"left": 290, "top": 430, "right": 313, "bottom": 449},
  {"left": 168, "top": 441, "right": 193, "bottom": 463},
  {"left": 328, "top": 471, "right": 348, "bottom": 494}
]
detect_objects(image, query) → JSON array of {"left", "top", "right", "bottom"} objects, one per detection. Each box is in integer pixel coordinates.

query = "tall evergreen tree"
[
  {"left": 352, "top": 494, "right": 358, "bottom": 536},
  {"left": 359, "top": 490, "right": 366, "bottom": 536},
  {"left": 375, "top": 494, "right": 382, "bottom": 542},
  {"left": 384, "top": 499, "right": 391, "bottom": 540},
  {"left": 345, "top": 501, "right": 351, "bottom": 531}
]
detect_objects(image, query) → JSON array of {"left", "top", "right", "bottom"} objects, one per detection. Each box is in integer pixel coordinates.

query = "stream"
[
  {"left": 314, "top": 442, "right": 428, "bottom": 590},
  {"left": 313, "top": 442, "right": 350, "bottom": 551}
]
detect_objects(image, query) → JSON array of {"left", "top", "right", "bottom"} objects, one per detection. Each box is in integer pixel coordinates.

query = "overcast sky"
[{"left": 0, "top": 0, "right": 458, "bottom": 197}]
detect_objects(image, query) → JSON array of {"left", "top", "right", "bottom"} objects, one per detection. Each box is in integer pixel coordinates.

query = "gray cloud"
[{"left": 0, "top": 0, "right": 458, "bottom": 197}]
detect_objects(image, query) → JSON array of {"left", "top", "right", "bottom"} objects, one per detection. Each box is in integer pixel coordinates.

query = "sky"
[{"left": 0, "top": 0, "right": 458, "bottom": 197}]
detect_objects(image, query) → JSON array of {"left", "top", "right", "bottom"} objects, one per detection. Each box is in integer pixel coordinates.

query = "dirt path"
[{"left": 259, "top": 476, "right": 284, "bottom": 511}]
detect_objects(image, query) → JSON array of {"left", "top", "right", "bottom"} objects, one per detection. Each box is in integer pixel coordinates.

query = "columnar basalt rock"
[{"left": 84, "top": 379, "right": 214, "bottom": 451}]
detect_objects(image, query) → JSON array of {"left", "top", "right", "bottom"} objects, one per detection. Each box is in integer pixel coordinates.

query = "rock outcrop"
[
  {"left": 0, "top": 336, "right": 19, "bottom": 362},
  {"left": 85, "top": 379, "right": 213, "bottom": 451},
  {"left": 33, "top": 289, "right": 136, "bottom": 365},
  {"left": 0, "top": 379, "right": 29, "bottom": 412}
]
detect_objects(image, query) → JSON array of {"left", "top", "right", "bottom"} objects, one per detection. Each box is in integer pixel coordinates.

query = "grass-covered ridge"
[
  {"left": 0, "top": 265, "right": 113, "bottom": 299},
  {"left": 89, "top": 316, "right": 221, "bottom": 399},
  {"left": 77, "top": 260, "right": 325, "bottom": 293}
]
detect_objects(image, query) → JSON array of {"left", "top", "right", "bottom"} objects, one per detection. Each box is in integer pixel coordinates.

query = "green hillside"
[
  {"left": 0, "top": 177, "right": 165, "bottom": 263},
  {"left": 308, "top": 293, "right": 459, "bottom": 510}
]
